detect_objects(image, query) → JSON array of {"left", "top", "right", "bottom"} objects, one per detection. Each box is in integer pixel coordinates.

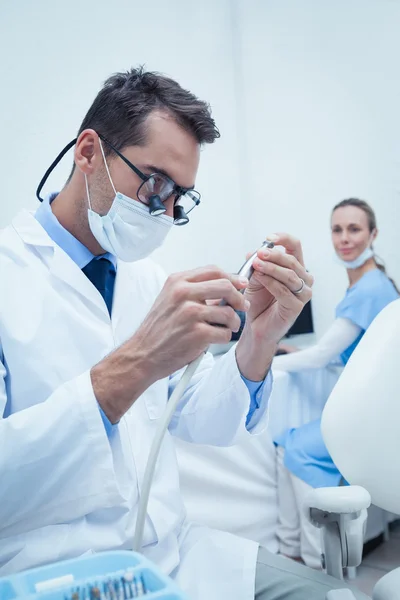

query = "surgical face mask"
[
  {"left": 335, "top": 244, "right": 374, "bottom": 270},
  {"left": 85, "top": 141, "right": 173, "bottom": 262}
]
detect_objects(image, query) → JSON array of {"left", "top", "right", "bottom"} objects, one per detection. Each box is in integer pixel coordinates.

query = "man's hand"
[
  {"left": 278, "top": 343, "right": 299, "bottom": 354},
  {"left": 92, "top": 266, "right": 250, "bottom": 422},
  {"left": 236, "top": 234, "right": 313, "bottom": 381},
  {"left": 132, "top": 266, "right": 251, "bottom": 379}
]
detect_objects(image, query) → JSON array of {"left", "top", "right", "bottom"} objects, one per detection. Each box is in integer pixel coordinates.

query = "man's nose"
[{"left": 164, "top": 196, "right": 176, "bottom": 218}]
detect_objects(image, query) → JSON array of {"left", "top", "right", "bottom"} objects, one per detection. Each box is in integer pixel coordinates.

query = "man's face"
[{"left": 84, "top": 110, "right": 201, "bottom": 218}]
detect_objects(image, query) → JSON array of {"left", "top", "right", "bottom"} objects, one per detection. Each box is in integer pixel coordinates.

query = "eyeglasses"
[{"left": 98, "top": 134, "right": 201, "bottom": 225}]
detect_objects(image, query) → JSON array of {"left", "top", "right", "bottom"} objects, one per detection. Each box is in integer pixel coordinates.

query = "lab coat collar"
[{"left": 12, "top": 209, "right": 57, "bottom": 248}]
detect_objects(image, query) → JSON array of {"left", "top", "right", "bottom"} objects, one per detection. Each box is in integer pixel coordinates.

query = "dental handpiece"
[
  {"left": 236, "top": 240, "right": 275, "bottom": 283},
  {"left": 219, "top": 240, "right": 275, "bottom": 307}
]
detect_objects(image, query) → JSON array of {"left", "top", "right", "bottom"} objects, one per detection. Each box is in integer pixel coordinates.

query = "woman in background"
[{"left": 274, "top": 198, "right": 399, "bottom": 569}]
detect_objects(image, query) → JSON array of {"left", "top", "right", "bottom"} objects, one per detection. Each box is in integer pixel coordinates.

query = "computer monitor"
[
  {"left": 230, "top": 300, "right": 314, "bottom": 342},
  {"left": 285, "top": 300, "right": 314, "bottom": 337}
]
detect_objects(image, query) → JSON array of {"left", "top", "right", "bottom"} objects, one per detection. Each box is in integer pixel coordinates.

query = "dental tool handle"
[
  {"left": 219, "top": 240, "right": 274, "bottom": 305},
  {"left": 237, "top": 240, "right": 274, "bottom": 281}
]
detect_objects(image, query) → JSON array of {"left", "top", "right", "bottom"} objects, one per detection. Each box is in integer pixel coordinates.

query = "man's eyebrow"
[{"left": 142, "top": 164, "right": 175, "bottom": 181}]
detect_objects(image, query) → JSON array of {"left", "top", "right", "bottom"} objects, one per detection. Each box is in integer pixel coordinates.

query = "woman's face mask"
[
  {"left": 334, "top": 245, "right": 374, "bottom": 270},
  {"left": 85, "top": 140, "right": 173, "bottom": 262}
]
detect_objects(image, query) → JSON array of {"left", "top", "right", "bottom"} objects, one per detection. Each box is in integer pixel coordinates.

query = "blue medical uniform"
[{"left": 278, "top": 269, "right": 399, "bottom": 487}]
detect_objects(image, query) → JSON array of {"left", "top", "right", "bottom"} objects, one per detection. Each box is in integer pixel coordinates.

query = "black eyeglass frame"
[
  {"left": 35, "top": 134, "right": 201, "bottom": 221},
  {"left": 98, "top": 134, "right": 201, "bottom": 214}
]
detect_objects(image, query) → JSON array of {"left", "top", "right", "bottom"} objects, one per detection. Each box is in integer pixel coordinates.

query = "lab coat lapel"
[
  {"left": 12, "top": 210, "right": 110, "bottom": 321},
  {"left": 111, "top": 261, "right": 149, "bottom": 344},
  {"left": 50, "top": 246, "right": 110, "bottom": 321}
]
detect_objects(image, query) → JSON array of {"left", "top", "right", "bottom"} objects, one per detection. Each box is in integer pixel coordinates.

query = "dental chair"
[{"left": 303, "top": 299, "right": 400, "bottom": 599}]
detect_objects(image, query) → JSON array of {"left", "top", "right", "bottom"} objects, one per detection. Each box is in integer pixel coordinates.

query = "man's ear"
[{"left": 74, "top": 129, "right": 101, "bottom": 175}]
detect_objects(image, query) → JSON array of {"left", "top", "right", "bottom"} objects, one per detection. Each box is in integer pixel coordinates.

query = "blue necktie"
[{"left": 82, "top": 257, "right": 116, "bottom": 316}]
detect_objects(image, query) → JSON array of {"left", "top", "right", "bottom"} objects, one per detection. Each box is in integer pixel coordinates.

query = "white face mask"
[
  {"left": 85, "top": 140, "right": 173, "bottom": 262},
  {"left": 335, "top": 243, "right": 374, "bottom": 270}
]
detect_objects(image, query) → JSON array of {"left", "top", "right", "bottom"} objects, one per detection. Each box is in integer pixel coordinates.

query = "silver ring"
[{"left": 293, "top": 278, "right": 305, "bottom": 295}]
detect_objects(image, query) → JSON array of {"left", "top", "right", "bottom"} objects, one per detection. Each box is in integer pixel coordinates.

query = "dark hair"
[
  {"left": 333, "top": 198, "right": 398, "bottom": 292},
  {"left": 77, "top": 66, "right": 220, "bottom": 152}
]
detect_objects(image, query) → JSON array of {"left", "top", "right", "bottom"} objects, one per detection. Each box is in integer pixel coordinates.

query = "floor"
[{"left": 348, "top": 522, "right": 400, "bottom": 596}]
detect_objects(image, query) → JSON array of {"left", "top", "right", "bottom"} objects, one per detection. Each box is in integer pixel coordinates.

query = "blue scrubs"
[{"left": 277, "top": 269, "right": 399, "bottom": 487}]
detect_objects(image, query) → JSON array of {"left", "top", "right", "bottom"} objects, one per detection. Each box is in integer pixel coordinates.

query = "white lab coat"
[{"left": 0, "top": 210, "right": 269, "bottom": 600}]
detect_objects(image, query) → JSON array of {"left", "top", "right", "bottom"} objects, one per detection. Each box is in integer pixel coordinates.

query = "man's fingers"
[
  {"left": 202, "top": 305, "right": 242, "bottom": 332},
  {"left": 200, "top": 322, "right": 235, "bottom": 345},
  {"left": 253, "top": 248, "right": 314, "bottom": 289},
  {"left": 265, "top": 233, "right": 305, "bottom": 267},
  {"left": 252, "top": 271, "right": 312, "bottom": 305},
  {"left": 189, "top": 280, "right": 249, "bottom": 311},
  {"left": 182, "top": 265, "right": 247, "bottom": 287}
]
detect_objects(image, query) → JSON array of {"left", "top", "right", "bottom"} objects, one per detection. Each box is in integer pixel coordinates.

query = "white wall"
[
  {"left": 1, "top": 0, "right": 400, "bottom": 336},
  {"left": 0, "top": 0, "right": 247, "bottom": 274},
  {"left": 236, "top": 0, "right": 400, "bottom": 335}
]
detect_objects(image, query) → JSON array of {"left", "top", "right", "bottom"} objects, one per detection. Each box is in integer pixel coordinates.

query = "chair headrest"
[{"left": 322, "top": 299, "right": 400, "bottom": 514}]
